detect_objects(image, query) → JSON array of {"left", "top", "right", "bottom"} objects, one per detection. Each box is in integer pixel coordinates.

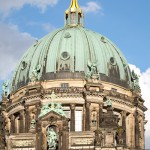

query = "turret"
[{"left": 65, "top": 0, "right": 84, "bottom": 27}]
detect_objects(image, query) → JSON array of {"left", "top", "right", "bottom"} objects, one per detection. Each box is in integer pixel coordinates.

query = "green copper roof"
[
  {"left": 38, "top": 102, "right": 66, "bottom": 118},
  {"left": 11, "top": 26, "right": 132, "bottom": 91}
]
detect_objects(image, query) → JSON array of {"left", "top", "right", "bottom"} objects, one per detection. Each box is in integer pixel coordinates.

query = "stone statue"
[
  {"left": 115, "top": 126, "right": 124, "bottom": 145},
  {"left": 30, "top": 67, "right": 38, "bottom": 82},
  {"left": 105, "top": 98, "right": 112, "bottom": 108},
  {"left": 30, "top": 118, "right": 36, "bottom": 129},
  {"left": 47, "top": 127, "right": 57, "bottom": 149},
  {"left": 86, "top": 60, "right": 99, "bottom": 79},
  {"left": 50, "top": 102, "right": 55, "bottom": 109},
  {"left": 55, "top": 103, "right": 66, "bottom": 117},
  {"left": 49, "top": 91, "right": 57, "bottom": 100},
  {"left": 2, "top": 80, "right": 9, "bottom": 96},
  {"left": 92, "top": 111, "right": 97, "bottom": 127},
  {"left": 30, "top": 65, "right": 41, "bottom": 82},
  {"left": 42, "top": 105, "right": 51, "bottom": 112},
  {"left": 131, "top": 70, "right": 140, "bottom": 89}
]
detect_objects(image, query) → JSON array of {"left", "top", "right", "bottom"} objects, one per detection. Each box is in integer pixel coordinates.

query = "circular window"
[
  {"left": 110, "top": 57, "right": 116, "bottom": 66},
  {"left": 64, "top": 32, "right": 71, "bottom": 38},
  {"left": 61, "top": 51, "right": 70, "bottom": 60}
]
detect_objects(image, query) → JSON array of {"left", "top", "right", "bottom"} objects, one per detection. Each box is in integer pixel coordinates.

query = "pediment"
[
  {"left": 38, "top": 102, "right": 66, "bottom": 121},
  {"left": 39, "top": 110, "right": 66, "bottom": 121}
]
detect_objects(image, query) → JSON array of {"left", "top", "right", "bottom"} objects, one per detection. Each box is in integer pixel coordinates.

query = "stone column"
[
  {"left": 25, "top": 106, "right": 29, "bottom": 133},
  {"left": 0, "top": 107, "right": 6, "bottom": 149},
  {"left": 85, "top": 102, "right": 90, "bottom": 131},
  {"left": 36, "top": 104, "right": 41, "bottom": 119},
  {"left": 121, "top": 110, "right": 127, "bottom": 146},
  {"left": 10, "top": 115, "right": 15, "bottom": 133},
  {"left": 99, "top": 103, "right": 103, "bottom": 127},
  {"left": 35, "top": 104, "right": 41, "bottom": 132},
  {"left": 70, "top": 104, "right": 75, "bottom": 131},
  {"left": 141, "top": 116, "right": 145, "bottom": 149},
  {"left": 19, "top": 110, "right": 25, "bottom": 133},
  {"left": 127, "top": 113, "right": 135, "bottom": 148},
  {"left": 36, "top": 121, "right": 43, "bottom": 150},
  {"left": 134, "top": 111, "right": 140, "bottom": 148},
  {"left": 58, "top": 132, "right": 63, "bottom": 150},
  {"left": 62, "top": 131, "right": 69, "bottom": 150}
]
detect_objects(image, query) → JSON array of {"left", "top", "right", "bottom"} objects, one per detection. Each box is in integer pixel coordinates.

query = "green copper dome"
[
  {"left": 11, "top": 26, "right": 132, "bottom": 91},
  {"left": 10, "top": 0, "right": 133, "bottom": 92}
]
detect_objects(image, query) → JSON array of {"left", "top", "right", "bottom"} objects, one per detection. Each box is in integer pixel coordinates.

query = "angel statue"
[
  {"left": 131, "top": 70, "right": 140, "bottom": 89},
  {"left": 2, "top": 80, "right": 9, "bottom": 96},
  {"left": 86, "top": 60, "right": 99, "bottom": 79},
  {"left": 30, "top": 65, "right": 41, "bottom": 82}
]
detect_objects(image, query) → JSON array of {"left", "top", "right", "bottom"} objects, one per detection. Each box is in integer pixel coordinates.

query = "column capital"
[
  {"left": 20, "top": 110, "right": 25, "bottom": 115},
  {"left": 70, "top": 104, "right": 76, "bottom": 110},
  {"left": 36, "top": 103, "right": 41, "bottom": 108},
  {"left": 121, "top": 110, "right": 127, "bottom": 117},
  {"left": 9, "top": 114, "right": 15, "bottom": 120},
  {"left": 86, "top": 102, "right": 91, "bottom": 108},
  {"left": 99, "top": 103, "right": 103, "bottom": 108},
  {"left": 24, "top": 105, "right": 29, "bottom": 111}
]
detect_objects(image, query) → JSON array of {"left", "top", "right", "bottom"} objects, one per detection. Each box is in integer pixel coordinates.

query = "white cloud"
[
  {"left": 81, "top": 2, "right": 102, "bottom": 13},
  {"left": 0, "top": 23, "right": 35, "bottom": 80},
  {"left": 129, "top": 64, "right": 150, "bottom": 148},
  {"left": 26, "top": 21, "right": 56, "bottom": 33},
  {"left": 42, "top": 23, "right": 56, "bottom": 33},
  {"left": 0, "top": 0, "right": 58, "bottom": 16}
]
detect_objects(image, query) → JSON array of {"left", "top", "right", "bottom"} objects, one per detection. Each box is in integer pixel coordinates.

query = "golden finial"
[{"left": 66, "top": 0, "right": 82, "bottom": 14}]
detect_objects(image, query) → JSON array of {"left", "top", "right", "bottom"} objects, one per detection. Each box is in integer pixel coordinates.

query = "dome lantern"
[{"left": 65, "top": 0, "right": 84, "bottom": 27}]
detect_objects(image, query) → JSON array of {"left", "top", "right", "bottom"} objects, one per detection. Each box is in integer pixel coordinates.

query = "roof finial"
[
  {"left": 65, "top": 0, "right": 84, "bottom": 27},
  {"left": 69, "top": 0, "right": 81, "bottom": 12}
]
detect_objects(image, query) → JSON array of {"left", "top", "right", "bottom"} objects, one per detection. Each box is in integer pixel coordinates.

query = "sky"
[{"left": 0, "top": 0, "right": 150, "bottom": 148}]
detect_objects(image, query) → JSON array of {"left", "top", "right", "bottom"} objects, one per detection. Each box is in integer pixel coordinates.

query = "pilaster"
[
  {"left": 99, "top": 103, "right": 103, "bottom": 127},
  {"left": 70, "top": 104, "right": 75, "bottom": 131},
  {"left": 85, "top": 102, "right": 90, "bottom": 131},
  {"left": 25, "top": 106, "right": 29, "bottom": 133},
  {"left": 121, "top": 110, "right": 127, "bottom": 146},
  {"left": 19, "top": 110, "right": 25, "bottom": 133},
  {"left": 134, "top": 111, "right": 140, "bottom": 149},
  {"left": 10, "top": 115, "right": 15, "bottom": 133}
]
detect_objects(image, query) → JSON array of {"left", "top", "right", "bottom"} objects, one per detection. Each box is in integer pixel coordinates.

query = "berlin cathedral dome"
[
  {"left": 11, "top": 24, "right": 132, "bottom": 92},
  {"left": 0, "top": 0, "right": 147, "bottom": 150}
]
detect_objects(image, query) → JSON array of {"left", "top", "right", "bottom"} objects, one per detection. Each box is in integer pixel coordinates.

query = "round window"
[
  {"left": 61, "top": 51, "right": 70, "bottom": 60},
  {"left": 110, "top": 57, "right": 116, "bottom": 66}
]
